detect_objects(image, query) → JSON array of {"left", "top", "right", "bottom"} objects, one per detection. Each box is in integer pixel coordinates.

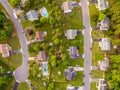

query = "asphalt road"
[
  {"left": 81, "top": 0, "right": 92, "bottom": 90},
  {"left": 0, "top": 0, "right": 29, "bottom": 83}
]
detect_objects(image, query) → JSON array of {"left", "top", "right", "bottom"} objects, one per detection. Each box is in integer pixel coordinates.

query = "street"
[
  {"left": 80, "top": 0, "right": 92, "bottom": 90},
  {"left": 0, "top": 0, "right": 29, "bottom": 83}
]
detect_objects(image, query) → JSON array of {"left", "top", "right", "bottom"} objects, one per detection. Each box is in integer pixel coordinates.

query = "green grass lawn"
[
  {"left": 92, "top": 43, "right": 104, "bottom": 66},
  {"left": 92, "top": 30, "right": 104, "bottom": 39},
  {"left": 90, "top": 82, "right": 98, "bottom": 90},
  {"left": 91, "top": 70, "right": 104, "bottom": 78},
  {"left": 62, "top": 7, "right": 83, "bottom": 30},
  {"left": 89, "top": 4, "right": 99, "bottom": 27},
  {"left": 18, "top": 82, "right": 29, "bottom": 90}
]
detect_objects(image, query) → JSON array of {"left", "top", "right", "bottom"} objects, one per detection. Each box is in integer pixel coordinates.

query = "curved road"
[
  {"left": 0, "top": 0, "right": 29, "bottom": 83},
  {"left": 81, "top": 0, "right": 92, "bottom": 90}
]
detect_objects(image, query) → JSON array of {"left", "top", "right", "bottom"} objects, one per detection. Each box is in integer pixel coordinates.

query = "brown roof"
[
  {"left": 35, "top": 31, "right": 45, "bottom": 41},
  {"left": 37, "top": 51, "right": 47, "bottom": 61},
  {"left": 0, "top": 44, "right": 12, "bottom": 57}
]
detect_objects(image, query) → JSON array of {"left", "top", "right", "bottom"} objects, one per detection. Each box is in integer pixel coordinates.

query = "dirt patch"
[{"left": 24, "top": 26, "right": 35, "bottom": 41}]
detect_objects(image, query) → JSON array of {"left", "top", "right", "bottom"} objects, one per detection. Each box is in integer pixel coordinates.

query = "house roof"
[
  {"left": 98, "top": 79, "right": 107, "bottom": 90},
  {"left": 27, "top": 10, "right": 38, "bottom": 21},
  {"left": 99, "top": 38, "right": 110, "bottom": 51},
  {"left": 98, "top": 58, "right": 109, "bottom": 71},
  {"left": 68, "top": 46, "right": 78, "bottom": 59},
  {"left": 97, "top": 0, "right": 109, "bottom": 10},
  {"left": 37, "top": 51, "right": 47, "bottom": 61},
  {"left": 0, "top": 44, "right": 12, "bottom": 57},
  {"left": 100, "top": 18, "right": 110, "bottom": 30},
  {"left": 64, "top": 66, "right": 76, "bottom": 80},
  {"left": 35, "top": 31, "right": 45, "bottom": 41},
  {"left": 62, "top": 1, "right": 73, "bottom": 13},
  {"left": 66, "top": 29, "right": 77, "bottom": 39},
  {"left": 21, "top": 0, "right": 28, "bottom": 4}
]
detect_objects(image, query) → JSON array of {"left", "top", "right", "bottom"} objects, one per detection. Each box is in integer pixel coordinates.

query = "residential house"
[
  {"left": 68, "top": 46, "right": 79, "bottom": 59},
  {"left": 97, "top": 79, "right": 107, "bottom": 90},
  {"left": 100, "top": 18, "right": 110, "bottom": 30},
  {"left": 64, "top": 66, "right": 76, "bottom": 80},
  {"left": 97, "top": 0, "right": 109, "bottom": 10},
  {"left": 42, "top": 61, "right": 49, "bottom": 76},
  {"left": 99, "top": 38, "right": 110, "bottom": 51},
  {"left": 98, "top": 58, "right": 109, "bottom": 71},
  {"left": 21, "top": 0, "right": 28, "bottom": 5},
  {"left": 27, "top": 10, "right": 38, "bottom": 21},
  {"left": 62, "top": 1, "right": 73, "bottom": 13},
  {"left": 39, "top": 7, "right": 49, "bottom": 18},
  {"left": 0, "top": 44, "right": 12, "bottom": 57},
  {"left": 67, "top": 85, "right": 82, "bottom": 90},
  {"left": 65, "top": 29, "right": 77, "bottom": 39},
  {"left": 35, "top": 31, "right": 46, "bottom": 42},
  {"left": 37, "top": 51, "right": 48, "bottom": 61}
]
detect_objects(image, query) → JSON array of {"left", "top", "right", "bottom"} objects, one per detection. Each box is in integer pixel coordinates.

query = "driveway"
[
  {"left": 0, "top": 0, "right": 29, "bottom": 83},
  {"left": 80, "top": 0, "right": 92, "bottom": 90}
]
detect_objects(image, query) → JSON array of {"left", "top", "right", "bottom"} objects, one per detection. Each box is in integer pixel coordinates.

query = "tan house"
[
  {"left": 35, "top": 31, "right": 46, "bottom": 42},
  {"left": 37, "top": 51, "right": 48, "bottom": 61},
  {"left": 98, "top": 58, "right": 109, "bottom": 71},
  {"left": 0, "top": 44, "right": 12, "bottom": 57},
  {"left": 62, "top": 1, "right": 73, "bottom": 13}
]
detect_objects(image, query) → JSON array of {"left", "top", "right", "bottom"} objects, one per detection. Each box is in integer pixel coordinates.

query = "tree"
[
  {"left": 98, "top": 13, "right": 106, "bottom": 21},
  {"left": 40, "top": 17, "right": 48, "bottom": 23},
  {"left": 48, "top": 82, "right": 55, "bottom": 90},
  {"left": 9, "top": 0, "right": 20, "bottom": 8},
  {"left": 49, "top": 55, "right": 56, "bottom": 67}
]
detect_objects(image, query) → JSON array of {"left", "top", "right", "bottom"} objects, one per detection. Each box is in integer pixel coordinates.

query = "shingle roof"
[
  {"left": 35, "top": 31, "right": 45, "bottom": 41},
  {"left": 97, "top": 0, "right": 109, "bottom": 10},
  {"left": 0, "top": 44, "right": 12, "bottom": 57},
  {"left": 66, "top": 29, "right": 77, "bottom": 39},
  {"left": 37, "top": 51, "right": 47, "bottom": 61},
  {"left": 27, "top": 10, "right": 38, "bottom": 21},
  {"left": 62, "top": 1, "right": 73, "bottom": 13},
  {"left": 100, "top": 18, "right": 110, "bottom": 30},
  {"left": 68, "top": 46, "right": 78, "bottom": 59}
]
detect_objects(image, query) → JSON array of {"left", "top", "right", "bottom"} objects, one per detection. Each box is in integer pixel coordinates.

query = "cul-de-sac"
[{"left": 0, "top": 0, "right": 120, "bottom": 90}]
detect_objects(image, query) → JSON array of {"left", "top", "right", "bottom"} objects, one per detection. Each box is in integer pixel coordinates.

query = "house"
[
  {"left": 21, "top": 0, "right": 28, "bottom": 5},
  {"left": 35, "top": 31, "right": 46, "bottom": 42},
  {"left": 99, "top": 38, "right": 110, "bottom": 51},
  {"left": 65, "top": 29, "right": 77, "bottom": 39},
  {"left": 68, "top": 46, "right": 79, "bottom": 59},
  {"left": 97, "top": 0, "right": 109, "bottom": 10},
  {"left": 39, "top": 7, "right": 49, "bottom": 18},
  {"left": 67, "top": 85, "right": 82, "bottom": 90},
  {"left": 62, "top": 1, "right": 73, "bottom": 13},
  {"left": 98, "top": 58, "right": 109, "bottom": 71},
  {"left": 27, "top": 10, "right": 38, "bottom": 21},
  {"left": 97, "top": 79, "right": 107, "bottom": 90},
  {"left": 42, "top": 61, "right": 49, "bottom": 76},
  {"left": 64, "top": 66, "right": 76, "bottom": 80},
  {"left": 100, "top": 18, "right": 110, "bottom": 30},
  {"left": 37, "top": 51, "right": 48, "bottom": 61},
  {"left": 0, "top": 44, "right": 12, "bottom": 57}
]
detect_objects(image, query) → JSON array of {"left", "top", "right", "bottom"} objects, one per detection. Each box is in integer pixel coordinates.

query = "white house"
[
  {"left": 97, "top": 0, "right": 109, "bottom": 10},
  {"left": 97, "top": 79, "right": 107, "bottom": 90},
  {"left": 65, "top": 29, "right": 77, "bottom": 39},
  {"left": 62, "top": 1, "right": 73, "bottom": 13},
  {"left": 99, "top": 38, "right": 110, "bottom": 51},
  {"left": 27, "top": 10, "right": 39, "bottom": 21}
]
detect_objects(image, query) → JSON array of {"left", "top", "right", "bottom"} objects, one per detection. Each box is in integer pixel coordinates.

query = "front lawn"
[
  {"left": 89, "top": 4, "right": 99, "bottom": 27},
  {"left": 91, "top": 70, "right": 104, "bottom": 78},
  {"left": 90, "top": 82, "right": 98, "bottom": 90},
  {"left": 92, "top": 43, "right": 104, "bottom": 66},
  {"left": 92, "top": 30, "right": 104, "bottom": 39}
]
